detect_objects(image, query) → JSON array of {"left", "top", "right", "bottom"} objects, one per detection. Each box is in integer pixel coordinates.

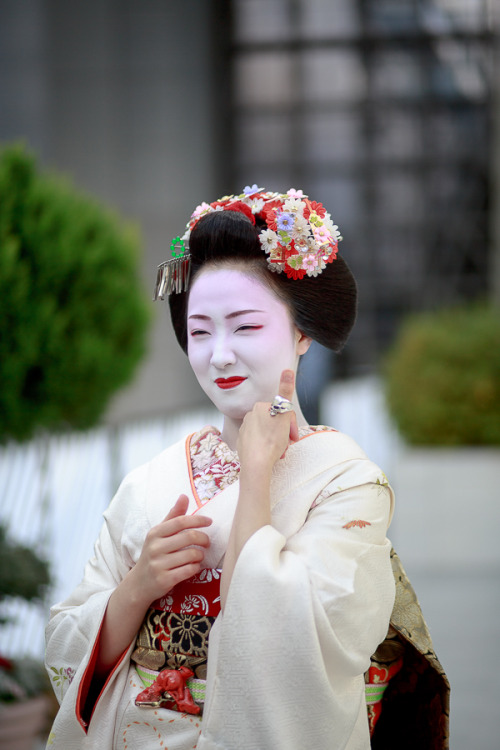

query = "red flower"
[
  {"left": 324, "top": 246, "right": 338, "bottom": 263},
  {"left": 284, "top": 264, "right": 306, "bottom": 280},
  {"left": 284, "top": 239, "right": 298, "bottom": 257},
  {"left": 303, "top": 199, "right": 326, "bottom": 219},
  {"left": 260, "top": 200, "right": 282, "bottom": 231},
  {"left": 224, "top": 201, "right": 256, "bottom": 224}
]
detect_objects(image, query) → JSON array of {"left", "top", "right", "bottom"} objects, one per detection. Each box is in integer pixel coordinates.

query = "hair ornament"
[
  {"left": 184, "top": 188, "right": 342, "bottom": 280},
  {"left": 153, "top": 237, "right": 191, "bottom": 299},
  {"left": 155, "top": 187, "right": 342, "bottom": 298}
]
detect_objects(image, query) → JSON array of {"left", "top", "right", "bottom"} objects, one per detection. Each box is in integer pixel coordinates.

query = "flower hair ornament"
[{"left": 153, "top": 185, "right": 342, "bottom": 299}]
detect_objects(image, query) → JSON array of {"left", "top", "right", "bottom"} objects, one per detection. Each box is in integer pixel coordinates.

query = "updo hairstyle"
[{"left": 168, "top": 210, "right": 357, "bottom": 353}]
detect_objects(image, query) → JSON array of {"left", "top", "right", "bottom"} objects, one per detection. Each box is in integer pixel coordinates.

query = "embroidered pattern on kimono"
[
  {"left": 190, "top": 424, "right": 333, "bottom": 505},
  {"left": 132, "top": 425, "right": 332, "bottom": 680}
]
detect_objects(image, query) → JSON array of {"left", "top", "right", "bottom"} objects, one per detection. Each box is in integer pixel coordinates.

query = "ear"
[{"left": 295, "top": 329, "right": 312, "bottom": 356}]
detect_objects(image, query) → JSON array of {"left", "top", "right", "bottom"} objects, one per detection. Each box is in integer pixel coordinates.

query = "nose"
[{"left": 210, "top": 334, "right": 236, "bottom": 369}]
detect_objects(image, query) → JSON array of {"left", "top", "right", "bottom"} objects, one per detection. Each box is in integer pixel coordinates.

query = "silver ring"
[{"left": 269, "top": 395, "right": 294, "bottom": 417}]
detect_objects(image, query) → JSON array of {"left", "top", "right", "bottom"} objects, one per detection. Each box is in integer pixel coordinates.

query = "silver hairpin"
[{"left": 153, "top": 240, "right": 191, "bottom": 299}]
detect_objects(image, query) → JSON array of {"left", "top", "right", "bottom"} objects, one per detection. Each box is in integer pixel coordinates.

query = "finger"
[
  {"left": 164, "top": 494, "right": 190, "bottom": 522},
  {"left": 163, "top": 546, "right": 206, "bottom": 571},
  {"left": 161, "top": 528, "right": 212, "bottom": 551},
  {"left": 278, "top": 369, "right": 295, "bottom": 401},
  {"left": 289, "top": 412, "right": 299, "bottom": 443},
  {"left": 156, "top": 497, "right": 211, "bottom": 539},
  {"left": 164, "top": 561, "right": 204, "bottom": 590},
  {"left": 156, "top": 514, "right": 213, "bottom": 541}
]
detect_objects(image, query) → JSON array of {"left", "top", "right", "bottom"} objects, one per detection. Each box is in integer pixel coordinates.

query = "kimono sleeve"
[
  {"left": 199, "top": 459, "right": 395, "bottom": 750},
  {"left": 45, "top": 462, "right": 150, "bottom": 730}
]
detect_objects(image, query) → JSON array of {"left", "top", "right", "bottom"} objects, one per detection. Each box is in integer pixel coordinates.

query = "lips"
[{"left": 215, "top": 377, "right": 247, "bottom": 390}]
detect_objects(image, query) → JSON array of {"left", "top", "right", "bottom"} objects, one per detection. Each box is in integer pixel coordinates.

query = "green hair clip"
[{"left": 170, "top": 236, "right": 187, "bottom": 259}]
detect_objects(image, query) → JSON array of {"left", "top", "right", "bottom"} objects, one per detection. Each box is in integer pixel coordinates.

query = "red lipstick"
[{"left": 215, "top": 377, "right": 247, "bottom": 390}]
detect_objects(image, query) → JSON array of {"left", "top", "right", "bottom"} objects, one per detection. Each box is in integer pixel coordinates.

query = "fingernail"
[{"left": 282, "top": 370, "right": 294, "bottom": 383}]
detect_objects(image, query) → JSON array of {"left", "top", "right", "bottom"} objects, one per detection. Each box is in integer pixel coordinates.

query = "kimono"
[{"left": 45, "top": 426, "right": 448, "bottom": 749}]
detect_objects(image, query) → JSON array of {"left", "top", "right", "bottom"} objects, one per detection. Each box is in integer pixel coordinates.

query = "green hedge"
[
  {"left": 0, "top": 145, "right": 151, "bottom": 442},
  {"left": 384, "top": 304, "right": 500, "bottom": 445}
]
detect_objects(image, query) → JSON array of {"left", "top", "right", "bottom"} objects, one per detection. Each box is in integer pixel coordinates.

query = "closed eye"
[
  {"left": 235, "top": 325, "right": 264, "bottom": 332},
  {"left": 190, "top": 329, "right": 210, "bottom": 337}
]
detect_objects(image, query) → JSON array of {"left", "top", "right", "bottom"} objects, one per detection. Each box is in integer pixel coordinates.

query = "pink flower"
[
  {"left": 287, "top": 188, "right": 305, "bottom": 199},
  {"left": 191, "top": 202, "right": 212, "bottom": 220},
  {"left": 313, "top": 226, "right": 331, "bottom": 245}
]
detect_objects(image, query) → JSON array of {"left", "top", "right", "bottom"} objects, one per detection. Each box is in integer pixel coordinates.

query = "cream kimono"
[{"left": 45, "top": 428, "right": 395, "bottom": 750}]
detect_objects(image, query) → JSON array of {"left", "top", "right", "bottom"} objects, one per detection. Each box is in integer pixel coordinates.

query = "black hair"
[{"left": 168, "top": 209, "right": 357, "bottom": 353}]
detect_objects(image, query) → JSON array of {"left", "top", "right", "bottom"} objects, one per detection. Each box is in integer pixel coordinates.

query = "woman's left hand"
[
  {"left": 222, "top": 369, "right": 298, "bottom": 609},
  {"left": 237, "top": 369, "right": 299, "bottom": 475}
]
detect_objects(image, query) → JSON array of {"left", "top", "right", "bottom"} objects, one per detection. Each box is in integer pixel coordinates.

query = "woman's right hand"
[
  {"left": 126, "top": 494, "right": 212, "bottom": 609},
  {"left": 96, "top": 495, "right": 211, "bottom": 679}
]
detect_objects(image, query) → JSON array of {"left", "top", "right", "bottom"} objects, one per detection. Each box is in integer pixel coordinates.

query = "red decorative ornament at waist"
[{"left": 151, "top": 568, "right": 221, "bottom": 617}]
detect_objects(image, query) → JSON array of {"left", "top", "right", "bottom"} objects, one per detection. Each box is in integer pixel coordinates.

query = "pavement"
[{"left": 408, "top": 565, "right": 499, "bottom": 750}]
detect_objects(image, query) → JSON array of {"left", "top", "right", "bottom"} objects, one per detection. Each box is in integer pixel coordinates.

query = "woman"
[{"left": 45, "top": 188, "right": 447, "bottom": 749}]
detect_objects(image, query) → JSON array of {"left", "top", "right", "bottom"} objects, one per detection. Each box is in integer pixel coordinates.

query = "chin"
[
  {"left": 208, "top": 395, "right": 255, "bottom": 421},
  {"left": 219, "top": 403, "right": 254, "bottom": 421}
]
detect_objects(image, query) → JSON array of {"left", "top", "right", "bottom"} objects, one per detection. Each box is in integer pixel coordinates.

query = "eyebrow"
[{"left": 188, "top": 309, "right": 265, "bottom": 321}]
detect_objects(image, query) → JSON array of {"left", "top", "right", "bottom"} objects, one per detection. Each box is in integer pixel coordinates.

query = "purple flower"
[
  {"left": 243, "top": 184, "right": 264, "bottom": 196},
  {"left": 276, "top": 212, "right": 295, "bottom": 232},
  {"left": 64, "top": 667, "right": 75, "bottom": 684}
]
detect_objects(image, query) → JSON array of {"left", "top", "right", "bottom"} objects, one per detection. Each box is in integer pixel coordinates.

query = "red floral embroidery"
[
  {"left": 190, "top": 425, "right": 335, "bottom": 506},
  {"left": 342, "top": 520, "right": 372, "bottom": 529},
  {"left": 151, "top": 569, "right": 221, "bottom": 618}
]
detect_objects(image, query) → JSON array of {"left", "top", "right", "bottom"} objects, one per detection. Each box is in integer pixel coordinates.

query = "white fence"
[{"left": 0, "top": 407, "right": 219, "bottom": 660}]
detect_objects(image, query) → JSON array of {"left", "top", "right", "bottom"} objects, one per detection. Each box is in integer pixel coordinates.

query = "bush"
[
  {"left": 383, "top": 304, "right": 500, "bottom": 445},
  {"left": 0, "top": 144, "right": 151, "bottom": 441},
  {"left": 0, "top": 525, "right": 50, "bottom": 623},
  {"left": 0, "top": 525, "right": 52, "bottom": 702}
]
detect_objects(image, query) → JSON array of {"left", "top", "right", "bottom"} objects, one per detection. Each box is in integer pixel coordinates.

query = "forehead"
[{"left": 187, "top": 267, "right": 291, "bottom": 318}]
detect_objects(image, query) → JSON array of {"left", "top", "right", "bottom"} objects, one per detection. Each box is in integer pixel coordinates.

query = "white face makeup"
[{"left": 187, "top": 267, "right": 308, "bottom": 424}]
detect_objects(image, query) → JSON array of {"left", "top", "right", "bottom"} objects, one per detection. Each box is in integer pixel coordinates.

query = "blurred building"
[
  {"left": 228, "top": 0, "right": 497, "bottom": 375},
  {"left": 0, "top": 0, "right": 497, "bottom": 422}
]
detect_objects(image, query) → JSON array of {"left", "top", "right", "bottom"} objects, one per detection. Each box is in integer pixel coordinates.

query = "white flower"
[
  {"left": 259, "top": 228, "right": 279, "bottom": 253},
  {"left": 249, "top": 198, "right": 265, "bottom": 214},
  {"left": 180, "top": 594, "right": 209, "bottom": 614},
  {"left": 159, "top": 594, "right": 174, "bottom": 610},
  {"left": 291, "top": 215, "right": 309, "bottom": 241},
  {"left": 322, "top": 214, "right": 342, "bottom": 242},
  {"left": 217, "top": 471, "right": 239, "bottom": 489},
  {"left": 199, "top": 432, "right": 220, "bottom": 453},
  {"left": 199, "top": 568, "right": 221, "bottom": 583},
  {"left": 283, "top": 198, "right": 305, "bottom": 213},
  {"left": 196, "top": 475, "right": 218, "bottom": 501},
  {"left": 192, "top": 452, "right": 209, "bottom": 472}
]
